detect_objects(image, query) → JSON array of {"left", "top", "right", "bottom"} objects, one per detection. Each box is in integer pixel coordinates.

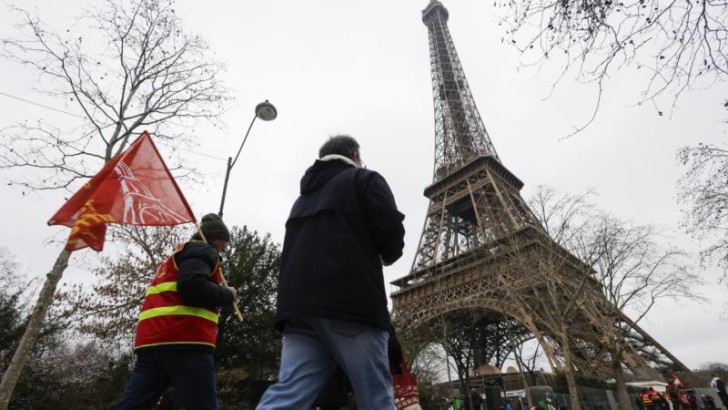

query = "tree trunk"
[
  {"left": 612, "top": 347, "right": 633, "bottom": 410},
  {"left": 614, "top": 365, "right": 632, "bottom": 410},
  {"left": 513, "top": 350, "right": 534, "bottom": 408},
  {"left": 560, "top": 333, "right": 582, "bottom": 410},
  {"left": 0, "top": 249, "right": 70, "bottom": 409}
]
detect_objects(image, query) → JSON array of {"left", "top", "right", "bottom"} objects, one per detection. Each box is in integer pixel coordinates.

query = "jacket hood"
[{"left": 300, "top": 158, "right": 355, "bottom": 194}]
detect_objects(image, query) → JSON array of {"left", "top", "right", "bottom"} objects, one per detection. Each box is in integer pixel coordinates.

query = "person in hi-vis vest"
[{"left": 116, "top": 213, "right": 237, "bottom": 410}]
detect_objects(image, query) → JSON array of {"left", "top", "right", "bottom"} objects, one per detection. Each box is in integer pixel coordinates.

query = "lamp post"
[{"left": 218, "top": 100, "right": 277, "bottom": 217}]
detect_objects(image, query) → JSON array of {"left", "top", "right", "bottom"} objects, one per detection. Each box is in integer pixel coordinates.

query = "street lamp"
[{"left": 218, "top": 100, "right": 277, "bottom": 217}]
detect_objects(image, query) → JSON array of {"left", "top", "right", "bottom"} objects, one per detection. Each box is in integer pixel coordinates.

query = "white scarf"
[{"left": 319, "top": 154, "right": 359, "bottom": 168}]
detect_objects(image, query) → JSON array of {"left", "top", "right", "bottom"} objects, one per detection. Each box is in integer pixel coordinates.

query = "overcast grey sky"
[{"left": 0, "top": 0, "right": 726, "bottom": 371}]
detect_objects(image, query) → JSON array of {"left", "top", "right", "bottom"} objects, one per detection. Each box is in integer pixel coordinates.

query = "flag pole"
[{"left": 197, "top": 226, "right": 243, "bottom": 321}]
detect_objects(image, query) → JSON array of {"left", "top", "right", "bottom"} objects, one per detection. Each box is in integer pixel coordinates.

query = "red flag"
[{"left": 48, "top": 131, "right": 197, "bottom": 252}]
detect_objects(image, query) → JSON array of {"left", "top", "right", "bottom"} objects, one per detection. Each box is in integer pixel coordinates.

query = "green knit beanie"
[{"left": 200, "top": 213, "right": 230, "bottom": 241}]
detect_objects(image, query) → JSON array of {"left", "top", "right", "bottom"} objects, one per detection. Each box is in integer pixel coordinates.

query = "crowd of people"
[
  {"left": 635, "top": 373, "right": 728, "bottom": 410},
  {"left": 441, "top": 372, "right": 728, "bottom": 410}
]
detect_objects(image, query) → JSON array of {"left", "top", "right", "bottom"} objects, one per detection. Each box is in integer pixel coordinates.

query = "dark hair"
[{"left": 319, "top": 134, "right": 360, "bottom": 159}]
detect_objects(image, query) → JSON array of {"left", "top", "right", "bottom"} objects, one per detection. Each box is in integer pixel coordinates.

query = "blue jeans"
[
  {"left": 256, "top": 317, "right": 395, "bottom": 410},
  {"left": 116, "top": 348, "right": 219, "bottom": 410}
]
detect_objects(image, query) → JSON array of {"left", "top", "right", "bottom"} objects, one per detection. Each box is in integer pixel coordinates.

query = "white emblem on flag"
[{"left": 115, "top": 161, "right": 187, "bottom": 225}]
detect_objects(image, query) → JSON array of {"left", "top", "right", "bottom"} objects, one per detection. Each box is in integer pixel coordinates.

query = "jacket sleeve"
[
  {"left": 176, "top": 244, "right": 235, "bottom": 307},
  {"left": 361, "top": 171, "right": 405, "bottom": 265}
]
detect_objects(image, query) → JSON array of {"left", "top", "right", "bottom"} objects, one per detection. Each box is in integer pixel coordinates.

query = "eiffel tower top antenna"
[{"left": 421, "top": 0, "right": 500, "bottom": 182}]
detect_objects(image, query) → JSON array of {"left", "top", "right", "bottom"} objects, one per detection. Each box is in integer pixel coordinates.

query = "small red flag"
[{"left": 48, "top": 131, "right": 197, "bottom": 252}]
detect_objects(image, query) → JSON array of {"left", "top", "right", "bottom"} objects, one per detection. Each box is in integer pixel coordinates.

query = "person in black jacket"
[{"left": 257, "top": 135, "right": 406, "bottom": 410}]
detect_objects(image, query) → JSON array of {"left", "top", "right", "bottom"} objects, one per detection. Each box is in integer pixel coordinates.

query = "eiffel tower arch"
[{"left": 390, "top": 0, "right": 689, "bottom": 381}]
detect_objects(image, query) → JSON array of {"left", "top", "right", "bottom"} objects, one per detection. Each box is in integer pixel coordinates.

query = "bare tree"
[
  {"left": 499, "top": 229, "right": 594, "bottom": 410},
  {"left": 678, "top": 142, "right": 728, "bottom": 294},
  {"left": 433, "top": 315, "right": 478, "bottom": 407},
  {"left": 509, "top": 339, "right": 542, "bottom": 407},
  {"left": 528, "top": 186, "right": 700, "bottom": 409},
  {"left": 531, "top": 187, "right": 699, "bottom": 322},
  {"left": 0, "top": 0, "right": 230, "bottom": 191},
  {"left": 0, "top": 1, "right": 230, "bottom": 406},
  {"left": 498, "top": 0, "right": 728, "bottom": 131}
]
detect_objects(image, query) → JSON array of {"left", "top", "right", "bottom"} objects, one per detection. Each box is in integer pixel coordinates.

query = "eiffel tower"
[{"left": 390, "top": 0, "right": 689, "bottom": 379}]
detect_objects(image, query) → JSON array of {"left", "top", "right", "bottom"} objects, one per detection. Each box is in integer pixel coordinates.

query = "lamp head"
[{"left": 255, "top": 100, "right": 277, "bottom": 121}]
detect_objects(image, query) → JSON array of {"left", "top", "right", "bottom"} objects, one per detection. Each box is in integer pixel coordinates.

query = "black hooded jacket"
[{"left": 275, "top": 158, "right": 405, "bottom": 331}]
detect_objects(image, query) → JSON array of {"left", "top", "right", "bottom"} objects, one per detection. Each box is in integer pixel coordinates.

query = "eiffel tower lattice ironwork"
[{"left": 390, "top": 0, "right": 689, "bottom": 378}]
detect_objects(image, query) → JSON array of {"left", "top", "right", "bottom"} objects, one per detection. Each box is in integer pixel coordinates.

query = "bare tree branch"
[
  {"left": 0, "top": 0, "right": 231, "bottom": 191},
  {"left": 499, "top": 0, "right": 728, "bottom": 120},
  {"left": 678, "top": 142, "right": 728, "bottom": 295}
]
